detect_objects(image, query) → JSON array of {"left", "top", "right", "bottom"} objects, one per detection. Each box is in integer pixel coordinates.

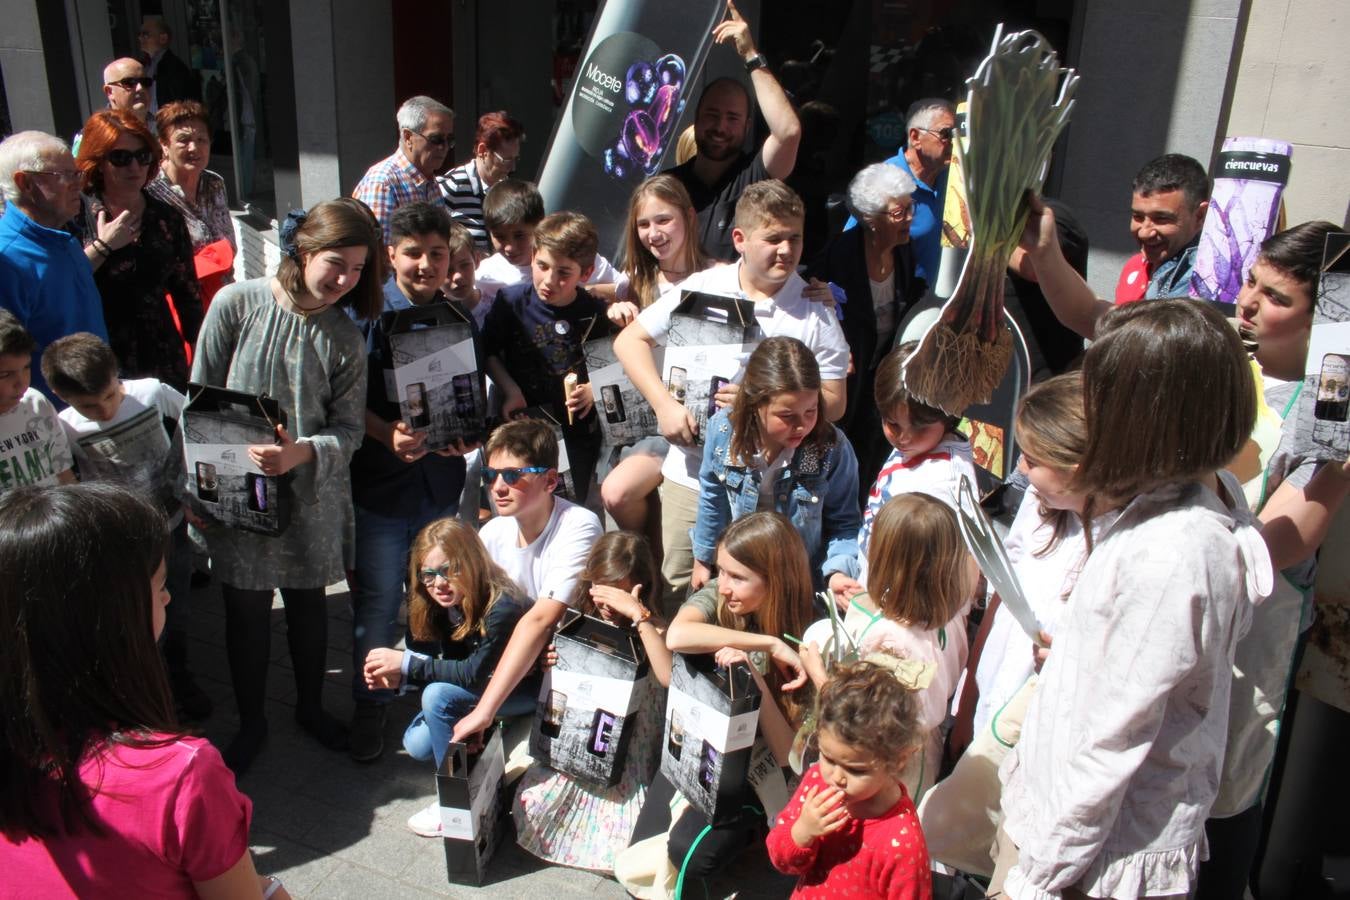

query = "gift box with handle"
[
  {"left": 181, "top": 384, "right": 290, "bottom": 536},
  {"left": 437, "top": 725, "right": 507, "bottom": 886}
]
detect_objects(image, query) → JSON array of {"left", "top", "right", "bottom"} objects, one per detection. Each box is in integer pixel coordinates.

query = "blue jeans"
[
  {"left": 351, "top": 496, "right": 458, "bottom": 702},
  {"left": 402, "top": 681, "right": 538, "bottom": 769}
]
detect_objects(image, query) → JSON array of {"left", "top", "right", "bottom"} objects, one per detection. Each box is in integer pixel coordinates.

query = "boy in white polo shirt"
[
  {"left": 613, "top": 179, "right": 850, "bottom": 607},
  {"left": 448, "top": 418, "right": 602, "bottom": 745}
]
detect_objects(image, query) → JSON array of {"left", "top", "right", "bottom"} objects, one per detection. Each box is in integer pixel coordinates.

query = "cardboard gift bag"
[
  {"left": 382, "top": 301, "right": 485, "bottom": 452},
  {"left": 181, "top": 384, "right": 290, "bottom": 536},
  {"left": 585, "top": 335, "right": 663, "bottom": 447},
  {"left": 437, "top": 725, "right": 507, "bottom": 886},
  {"left": 530, "top": 609, "right": 650, "bottom": 787},
  {"left": 659, "top": 653, "right": 761, "bottom": 823},
  {"left": 663, "top": 292, "right": 759, "bottom": 444}
]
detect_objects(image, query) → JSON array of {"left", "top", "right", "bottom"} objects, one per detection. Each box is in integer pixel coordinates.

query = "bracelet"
[
  {"left": 262, "top": 876, "right": 284, "bottom": 899},
  {"left": 631, "top": 606, "right": 653, "bottom": 628},
  {"left": 91, "top": 238, "right": 111, "bottom": 258}
]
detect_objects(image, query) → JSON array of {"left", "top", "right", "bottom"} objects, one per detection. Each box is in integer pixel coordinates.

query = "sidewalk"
[{"left": 184, "top": 578, "right": 790, "bottom": 898}]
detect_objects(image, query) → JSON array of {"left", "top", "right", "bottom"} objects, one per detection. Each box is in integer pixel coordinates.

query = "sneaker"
[
  {"left": 406, "top": 800, "right": 442, "bottom": 838},
  {"left": 348, "top": 700, "right": 386, "bottom": 763}
]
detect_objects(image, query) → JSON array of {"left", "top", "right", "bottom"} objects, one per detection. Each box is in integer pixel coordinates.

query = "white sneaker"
[{"left": 406, "top": 800, "right": 442, "bottom": 838}]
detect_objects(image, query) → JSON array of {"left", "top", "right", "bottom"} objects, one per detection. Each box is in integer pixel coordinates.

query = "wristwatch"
[
  {"left": 743, "top": 53, "right": 767, "bottom": 73},
  {"left": 631, "top": 605, "right": 654, "bottom": 628}
]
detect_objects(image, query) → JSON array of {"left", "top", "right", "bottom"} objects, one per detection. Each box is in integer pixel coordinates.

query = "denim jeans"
[
  {"left": 351, "top": 496, "right": 458, "bottom": 702},
  {"left": 402, "top": 681, "right": 538, "bottom": 769}
]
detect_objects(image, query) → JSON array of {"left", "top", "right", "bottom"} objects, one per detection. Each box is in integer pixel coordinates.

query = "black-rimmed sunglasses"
[
  {"left": 107, "top": 148, "right": 154, "bottom": 168},
  {"left": 108, "top": 76, "right": 154, "bottom": 90},
  {"left": 920, "top": 126, "right": 956, "bottom": 142},
  {"left": 481, "top": 465, "right": 549, "bottom": 486},
  {"left": 408, "top": 129, "right": 454, "bottom": 149}
]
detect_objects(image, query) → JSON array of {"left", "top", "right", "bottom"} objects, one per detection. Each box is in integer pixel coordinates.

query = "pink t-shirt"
[{"left": 2, "top": 735, "right": 252, "bottom": 898}]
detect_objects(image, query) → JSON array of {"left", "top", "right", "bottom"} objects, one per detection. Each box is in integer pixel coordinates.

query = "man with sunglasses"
[
  {"left": 71, "top": 59, "right": 153, "bottom": 159},
  {"left": 847, "top": 97, "right": 955, "bottom": 287},
  {"left": 0, "top": 132, "right": 108, "bottom": 400},
  {"left": 448, "top": 419, "right": 601, "bottom": 749},
  {"left": 354, "top": 95, "right": 455, "bottom": 243},
  {"left": 437, "top": 110, "right": 525, "bottom": 256}
]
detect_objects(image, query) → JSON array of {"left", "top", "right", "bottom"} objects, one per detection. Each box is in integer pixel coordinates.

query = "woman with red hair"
[{"left": 72, "top": 108, "right": 202, "bottom": 390}]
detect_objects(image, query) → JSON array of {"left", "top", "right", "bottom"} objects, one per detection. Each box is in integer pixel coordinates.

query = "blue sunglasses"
[{"left": 482, "top": 465, "right": 549, "bottom": 486}]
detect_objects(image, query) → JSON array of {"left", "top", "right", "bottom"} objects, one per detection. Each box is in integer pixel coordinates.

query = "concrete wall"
[
  {"left": 1056, "top": 0, "right": 1246, "bottom": 296},
  {"left": 1, "top": 2, "right": 64, "bottom": 135},
  {"left": 1223, "top": 0, "right": 1350, "bottom": 229}
]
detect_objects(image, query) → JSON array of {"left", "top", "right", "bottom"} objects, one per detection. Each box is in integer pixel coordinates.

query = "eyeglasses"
[
  {"left": 919, "top": 126, "right": 956, "bottom": 142},
  {"left": 490, "top": 150, "right": 518, "bottom": 167},
  {"left": 886, "top": 205, "right": 916, "bottom": 223},
  {"left": 22, "top": 169, "right": 81, "bottom": 185},
  {"left": 417, "top": 562, "right": 460, "bottom": 586},
  {"left": 106, "top": 148, "right": 154, "bottom": 168},
  {"left": 481, "top": 465, "right": 549, "bottom": 486},
  {"left": 408, "top": 129, "right": 454, "bottom": 149},
  {"left": 107, "top": 77, "right": 154, "bottom": 91}
]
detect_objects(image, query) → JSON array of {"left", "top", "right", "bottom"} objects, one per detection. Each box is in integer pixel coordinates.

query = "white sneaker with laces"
[{"left": 406, "top": 800, "right": 442, "bottom": 838}]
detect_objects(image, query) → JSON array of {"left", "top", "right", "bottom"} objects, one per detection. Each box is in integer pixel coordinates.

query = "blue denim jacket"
[{"left": 693, "top": 408, "right": 862, "bottom": 584}]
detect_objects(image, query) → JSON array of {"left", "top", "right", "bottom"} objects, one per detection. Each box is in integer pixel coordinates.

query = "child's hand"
[
  {"left": 541, "top": 642, "right": 559, "bottom": 669},
  {"left": 827, "top": 573, "right": 865, "bottom": 612},
  {"left": 791, "top": 784, "right": 850, "bottom": 848},
  {"left": 363, "top": 647, "right": 404, "bottom": 690},
  {"left": 1032, "top": 630, "right": 1053, "bottom": 673},
  {"left": 566, "top": 381, "right": 594, "bottom": 419},
  {"left": 714, "top": 646, "right": 751, "bottom": 669},
  {"left": 450, "top": 707, "right": 492, "bottom": 749},
  {"left": 433, "top": 437, "right": 479, "bottom": 458},
  {"left": 387, "top": 420, "right": 427, "bottom": 463},
  {"left": 712, "top": 380, "right": 739, "bottom": 411},
  {"left": 607, "top": 300, "right": 640, "bottom": 327},
  {"left": 591, "top": 583, "right": 646, "bottom": 623},
  {"left": 657, "top": 396, "right": 698, "bottom": 446},
  {"left": 800, "top": 640, "right": 828, "bottom": 687},
  {"left": 802, "top": 277, "right": 835, "bottom": 308},
  {"left": 501, "top": 385, "right": 527, "bottom": 421},
  {"left": 690, "top": 559, "right": 713, "bottom": 591},
  {"left": 769, "top": 638, "right": 808, "bottom": 691},
  {"left": 249, "top": 425, "right": 313, "bottom": 475}
]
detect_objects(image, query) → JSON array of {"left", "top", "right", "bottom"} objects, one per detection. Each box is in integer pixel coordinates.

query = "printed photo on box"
[
  {"left": 585, "top": 336, "right": 662, "bottom": 446},
  {"left": 1292, "top": 232, "right": 1350, "bottom": 460},
  {"left": 663, "top": 292, "right": 760, "bottom": 444},
  {"left": 383, "top": 303, "right": 486, "bottom": 451},
  {"left": 181, "top": 385, "right": 290, "bottom": 536},
  {"left": 530, "top": 609, "right": 650, "bottom": 787}
]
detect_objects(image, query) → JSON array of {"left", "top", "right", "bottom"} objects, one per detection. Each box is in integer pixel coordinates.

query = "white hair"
[
  {"left": 396, "top": 96, "right": 453, "bottom": 134},
  {"left": 0, "top": 131, "right": 70, "bottom": 204},
  {"left": 847, "top": 162, "right": 916, "bottom": 222},
  {"left": 906, "top": 98, "right": 955, "bottom": 133}
]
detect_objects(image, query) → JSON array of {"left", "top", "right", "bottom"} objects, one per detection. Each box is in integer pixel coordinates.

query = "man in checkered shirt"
[{"left": 353, "top": 96, "right": 455, "bottom": 242}]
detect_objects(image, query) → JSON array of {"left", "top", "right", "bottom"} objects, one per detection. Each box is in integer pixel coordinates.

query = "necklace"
[
  {"left": 280, "top": 285, "right": 327, "bottom": 318},
  {"left": 659, "top": 265, "right": 690, "bottom": 282}
]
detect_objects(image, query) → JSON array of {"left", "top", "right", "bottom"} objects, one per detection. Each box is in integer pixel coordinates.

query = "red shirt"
[
  {"left": 1114, "top": 252, "right": 1150, "bottom": 304},
  {"left": 766, "top": 764, "right": 932, "bottom": 900},
  {"left": 2, "top": 735, "right": 252, "bottom": 898}
]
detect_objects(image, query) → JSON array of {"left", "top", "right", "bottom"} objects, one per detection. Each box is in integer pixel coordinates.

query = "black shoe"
[
  {"left": 222, "top": 719, "right": 268, "bottom": 777},
  {"left": 170, "top": 671, "right": 214, "bottom": 722},
  {"left": 296, "top": 706, "right": 350, "bottom": 752},
  {"left": 348, "top": 700, "right": 387, "bottom": 762}
]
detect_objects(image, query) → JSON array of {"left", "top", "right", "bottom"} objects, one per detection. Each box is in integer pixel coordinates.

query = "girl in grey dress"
[{"left": 191, "top": 198, "right": 385, "bottom": 774}]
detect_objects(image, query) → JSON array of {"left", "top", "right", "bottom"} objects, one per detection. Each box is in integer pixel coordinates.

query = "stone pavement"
[{"left": 183, "top": 577, "right": 792, "bottom": 899}]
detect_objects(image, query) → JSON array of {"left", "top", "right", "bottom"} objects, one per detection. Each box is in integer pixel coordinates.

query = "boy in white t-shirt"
[
  {"left": 857, "top": 342, "right": 976, "bottom": 579},
  {"left": 612, "top": 179, "right": 851, "bottom": 606},
  {"left": 474, "top": 178, "right": 628, "bottom": 312},
  {"left": 449, "top": 418, "right": 602, "bottom": 744},
  {"left": 0, "top": 310, "right": 74, "bottom": 493},
  {"left": 40, "top": 331, "right": 208, "bottom": 720}
]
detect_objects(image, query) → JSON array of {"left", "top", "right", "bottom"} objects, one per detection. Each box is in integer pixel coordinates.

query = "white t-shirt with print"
[
  {"left": 0, "top": 388, "right": 73, "bottom": 492},
  {"left": 57, "top": 378, "right": 186, "bottom": 520},
  {"left": 479, "top": 496, "right": 602, "bottom": 604},
  {"left": 635, "top": 260, "right": 851, "bottom": 489}
]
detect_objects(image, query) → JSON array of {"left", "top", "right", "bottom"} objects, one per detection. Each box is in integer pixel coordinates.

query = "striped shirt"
[
  {"left": 436, "top": 160, "right": 489, "bottom": 253},
  {"left": 352, "top": 149, "right": 440, "bottom": 243}
]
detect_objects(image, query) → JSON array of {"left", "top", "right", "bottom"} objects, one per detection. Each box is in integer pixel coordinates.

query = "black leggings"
[
  {"left": 629, "top": 771, "right": 763, "bottom": 880},
  {"left": 222, "top": 584, "right": 331, "bottom": 725}
]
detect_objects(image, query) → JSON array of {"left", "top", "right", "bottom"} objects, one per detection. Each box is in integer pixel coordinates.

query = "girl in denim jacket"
[{"left": 690, "top": 337, "right": 863, "bottom": 605}]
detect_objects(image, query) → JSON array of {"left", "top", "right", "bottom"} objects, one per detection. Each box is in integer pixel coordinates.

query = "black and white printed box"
[
  {"left": 518, "top": 406, "right": 574, "bottom": 500},
  {"left": 1292, "top": 231, "right": 1350, "bottom": 460},
  {"left": 530, "top": 609, "right": 650, "bottom": 787},
  {"left": 584, "top": 335, "right": 663, "bottom": 447},
  {"left": 663, "top": 291, "right": 759, "bottom": 444},
  {"left": 437, "top": 725, "right": 507, "bottom": 886},
  {"left": 659, "top": 653, "right": 762, "bottom": 823},
  {"left": 382, "top": 301, "right": 485, "bottom": 452},
  {"left": 181, "top": 384, "right": 290, "bottom": 536}
]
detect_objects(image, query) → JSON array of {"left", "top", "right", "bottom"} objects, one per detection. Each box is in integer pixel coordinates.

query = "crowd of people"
[{"left": 1, "top": 5, "right": 1346, "bottom": 899}]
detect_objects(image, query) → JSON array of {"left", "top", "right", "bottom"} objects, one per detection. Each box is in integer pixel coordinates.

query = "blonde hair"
[
  {"left": 620, "top": 175, "right": 707, "bottom": 307},
  {"left": 1014, "top": 371, "right": 1092, "bottom": 557},
  {"left": 866, "top": 493, "right": 973, "bottom": 631},
  {"left": 732, "top": 179, "right": 804, "bottom": 233},
  {"left": 406, "top": 518, "right": 521, "bottom": 642}
]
